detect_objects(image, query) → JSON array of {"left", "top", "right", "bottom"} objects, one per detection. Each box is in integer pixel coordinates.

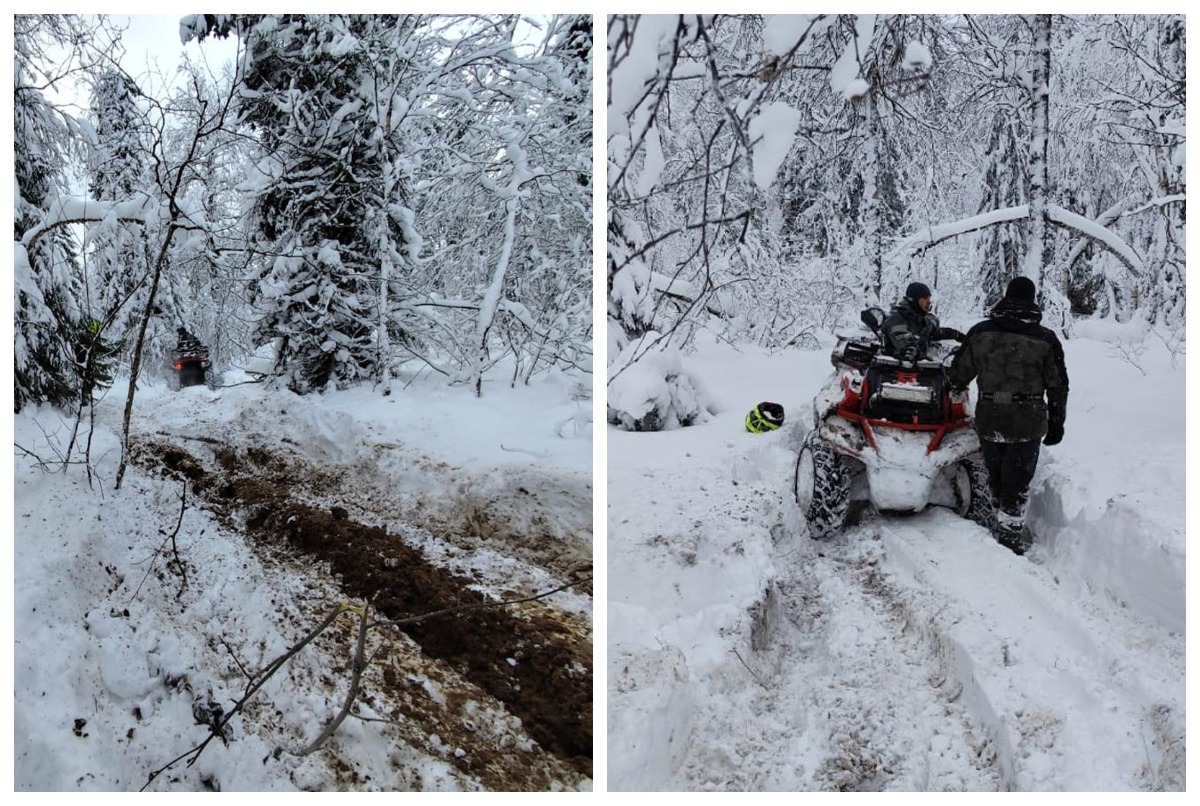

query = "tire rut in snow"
[
  {"left": 777, "top": 528, "right": 1003, "bottom": 791},
  {"left": 130, "top": 438, "right": 592, "bottom": 781}
]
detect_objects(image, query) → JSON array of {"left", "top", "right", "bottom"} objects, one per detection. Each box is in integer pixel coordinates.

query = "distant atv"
[
  {"left": 795, "top": 308, "right": 992, "bottom": 538},
  {"left": 169, "top": 334, "right": 212, "bottom": 391}
]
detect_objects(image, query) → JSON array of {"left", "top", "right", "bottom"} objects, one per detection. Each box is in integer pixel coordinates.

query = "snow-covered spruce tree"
[
  {"left": 85, "top": 70, "right": 154, "bottom": 351},
  {"left": 188, "top": 14, "right": 421, "bottom": 394},
  {"left": 14, "top": 16, "right": 88, "bottom": 413},
  {"left": 975, "top": 108, "right": 1030, "bottom": 307}
]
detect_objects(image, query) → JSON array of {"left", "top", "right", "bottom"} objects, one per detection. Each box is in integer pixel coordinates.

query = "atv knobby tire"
[
  {"left": 794, "top": 430, "right": 851, "bottom": 539},
  {"left": 953, "top": 455, "right": 995, "bottom": 529}
]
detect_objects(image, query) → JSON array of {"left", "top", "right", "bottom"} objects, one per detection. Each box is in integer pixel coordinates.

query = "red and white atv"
[{"left": 795, "top": 308, "right": 993, "bottom": 538}]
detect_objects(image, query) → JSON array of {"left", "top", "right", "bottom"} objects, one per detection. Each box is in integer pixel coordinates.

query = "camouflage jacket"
[
  {"left": 881, "top": 300, "right": 961, "bottom": 359},
  {"left": 948, "top": 298, "right": 1069, "bottom": 443}
]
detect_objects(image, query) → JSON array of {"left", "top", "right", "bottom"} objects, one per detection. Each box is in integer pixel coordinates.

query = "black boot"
[
  {"left": 994, "top": 526, "right": 1026, "bottom": 556},
  {"left": 993, "top": 507, "right": 1030, "bottom": 555}
]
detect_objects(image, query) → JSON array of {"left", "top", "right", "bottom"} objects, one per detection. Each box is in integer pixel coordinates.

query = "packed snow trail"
[{"left": 676, "top": 528, "right": 1006, "bottom": 791}]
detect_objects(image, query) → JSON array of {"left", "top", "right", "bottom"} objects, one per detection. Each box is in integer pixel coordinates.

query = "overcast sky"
[
  {"left": 38, "top": 14, "right": 239, "bottom": 113},
  {"left": 114, "top": 15, "right": 240, "bottom": 94}
]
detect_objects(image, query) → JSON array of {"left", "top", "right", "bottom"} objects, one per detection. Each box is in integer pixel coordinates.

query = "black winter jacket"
[
  {"left": 948, "top": 298, "right": 1069, "bottom": 443},
  {"left": 881, "top": 299, "right": 963, "bottom": 359}
]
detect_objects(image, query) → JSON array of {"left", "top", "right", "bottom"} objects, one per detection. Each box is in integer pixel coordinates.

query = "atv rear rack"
[{"left": 833, "top": 405, "right": 974, "bottom": 454}]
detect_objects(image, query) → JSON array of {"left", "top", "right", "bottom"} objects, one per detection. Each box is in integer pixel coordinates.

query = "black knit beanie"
[
  {"left": 905, "top": 281, "right": 932, "bottom": 302},
  {"left": 1005, "top": 277, "right": 1036, "bottom": 302}
]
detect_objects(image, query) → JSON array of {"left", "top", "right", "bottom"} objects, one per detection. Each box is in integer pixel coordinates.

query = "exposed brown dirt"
[{"left": 129, "top": 437, "right": 592, "bottom": 786}]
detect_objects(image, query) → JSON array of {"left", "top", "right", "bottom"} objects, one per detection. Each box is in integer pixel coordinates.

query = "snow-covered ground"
[
  {"left": 607, "top": 325, "right": 1185, "bottom": 791},
  {"left": 13, "top": 362, "right": 592, "bottom": 792}
]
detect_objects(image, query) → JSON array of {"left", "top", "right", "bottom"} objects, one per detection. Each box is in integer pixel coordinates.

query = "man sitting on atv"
[
  {"left": 882, "top": 282, "right": 965, "bottom": 363},
  {"left": 176, "top": 326, "right": 202, "bottom": 355}
]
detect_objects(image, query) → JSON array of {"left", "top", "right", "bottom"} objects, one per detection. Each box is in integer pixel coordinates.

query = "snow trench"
[{"left": 868, "top": 510, "right": 1184, "bottom": 791}]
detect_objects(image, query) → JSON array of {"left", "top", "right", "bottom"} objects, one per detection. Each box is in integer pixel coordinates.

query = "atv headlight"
[{"left": 879, "top": 382, "right": 934, "bottom": 404}]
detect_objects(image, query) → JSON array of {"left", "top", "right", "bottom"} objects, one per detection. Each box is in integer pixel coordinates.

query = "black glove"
[
  {"left": 1044, "top": 421, "right": 1064, "bottom": 446},
  {"left": 943, "top": 328, "right": 966, "bottom": 343}
]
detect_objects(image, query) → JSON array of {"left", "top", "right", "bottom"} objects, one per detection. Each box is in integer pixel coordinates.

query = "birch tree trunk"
[
  {"left": 1026, "top": 13, "right": 1053, "bottom": 297},
  {"left": 378, "top": 160, "right": 396, "bottom": 396},
  {"left": 863, "top": 80, "right": 884, "bottom": 302}
]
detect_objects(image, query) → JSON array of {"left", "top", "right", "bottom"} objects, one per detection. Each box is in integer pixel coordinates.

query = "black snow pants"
[{"left": 979, "top": 438, "right": 1041, "bottom": 518}]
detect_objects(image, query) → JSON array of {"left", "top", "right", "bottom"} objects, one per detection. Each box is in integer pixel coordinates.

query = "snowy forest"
[
  {"left": 607, "top": 14, "right": 1184, "bottom": 792},
  {"left": 16, "top": 13, "right": 592, "bottom": 415},
  {"left": 15, "top": 14, "right": 593, "bottom": 792},
  {"left": 608, "top": 13, "right": 1184, "bottom": 404}
]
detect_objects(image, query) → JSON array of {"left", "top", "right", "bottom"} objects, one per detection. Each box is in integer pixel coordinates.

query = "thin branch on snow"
[
  {"left": 129, "top": 481, "right": 191, "bottom": 602},
  {"left": 143, "top": 574, "right": 590, "bottom": 789},
  {"left": 499, "top": 443, "right": 551, "bottom": 458},
  {"left": 283, "top": 600, "right": 372, "bottom": 757}
]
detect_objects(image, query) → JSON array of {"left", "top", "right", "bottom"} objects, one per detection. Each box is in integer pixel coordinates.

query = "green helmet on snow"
[{"left": 745, "top": 401, "right": 785, "bottom": 433}]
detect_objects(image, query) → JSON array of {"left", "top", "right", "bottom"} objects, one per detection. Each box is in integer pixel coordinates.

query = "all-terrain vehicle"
[
  {"left": 795, "top": 308, "right": 992, "bottom": 538},
  {"left": 169, "top": 328, "right": 212, "bottom": 390}
]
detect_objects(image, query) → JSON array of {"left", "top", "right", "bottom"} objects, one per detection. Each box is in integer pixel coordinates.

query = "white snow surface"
[
  {"left": 608, "top": 328, "right": 1185, "bottom": 791},
  {"left": 13, "top": 363, "right": 592, "bottom": 792}
]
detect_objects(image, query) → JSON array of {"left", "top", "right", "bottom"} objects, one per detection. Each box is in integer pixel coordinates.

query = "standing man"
[
  {"left": 881, "top": 281, "right": 965, "bottom": 362},
  {"left": 948, "top": 277, "right": 1069, "bottom": 554}
]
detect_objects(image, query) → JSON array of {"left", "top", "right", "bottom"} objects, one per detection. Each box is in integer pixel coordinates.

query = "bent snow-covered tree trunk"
[{"left": 889, "top": 204, "right": 1144, "bottom": 285}]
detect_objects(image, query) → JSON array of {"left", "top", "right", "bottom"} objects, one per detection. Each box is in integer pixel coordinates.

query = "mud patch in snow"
[{"left": 129, "top": 437, "right": 592, "bottom": 784}]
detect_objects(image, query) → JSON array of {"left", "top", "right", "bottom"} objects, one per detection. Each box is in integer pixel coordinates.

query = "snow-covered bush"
[{"left": 607, "top": 335, "right": 715, "bottom": 431}]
